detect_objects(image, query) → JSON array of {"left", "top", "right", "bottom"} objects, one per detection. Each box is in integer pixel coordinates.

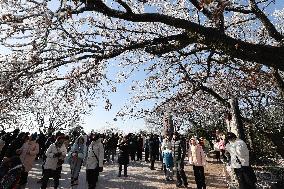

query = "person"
[
  {"left": 172, "top": 132, "right": 188, "bottom": 188},
  {"left": 37, "top": 134, "right": 56, "bottom": 184},
  {"left": 128, "top": 134, "right": 137, "bottom": 162},
  {"left": 0, "top": 156, "right": 24, "bottom": 189},
  {"left": 199, "top": 137, "right": 210, "bottom": 156},
  {"left": 117, "top": 136, "right": 129, "bottom": 177},
  {"left": 0, "top": 137, "right": 5, "bottom": 156},
  {"left": 68, "top": 135, "right": 87, "bottom": 186},
  {"left": 0, "top": 158, "right": 10, "bottom": 181},
  {"left": 144, "top": 135, "right": 150, "bottom": 162},
  {"left": 36, "top": 132, "right": 47, "bottom": 160},
  {"left": 225, "top": 132, "right": 256, "bottom": 189},
  {"left": 149, "top": 134, "right": 159, "bottom": 170},
  {"left": 161, "top": 135, "right": 172, "bottom": 170},
  {"left": 85, "top": 133, "right": 104, "bottom": 189},
  {"left": 17, "top": 133, "right": 39, "bottom": 186},
  {"left": 161, "top": 135, "right": 172, "bottom": 150},
  {"left": 136, "top": 134, "right": 144, "bottom": 161},
  {"left": 5, "top": 132, "right": 27, "bottom": 158},
  {"left": 218, "top": 136, "right": 226, "bottom": 162},
  {"left": 108, "top": 133, "right": 118, "bottom": 163},
  {"left": 188, "top": 137, "right": 206, "bottom": 189},
  {"left": 162, "top": 145, "right": 174, "bottom": 181},
  {"left": 41, "top": 136, "right": 67, "bottom": 189}
]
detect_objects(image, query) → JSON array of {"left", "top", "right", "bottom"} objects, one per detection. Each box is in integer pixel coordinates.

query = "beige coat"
[
  {"left": 188, "top": 144, "right": 206, "bottom": 166},
  {"left": 18, "top": 141, "right": 39, "bottom": 172}
]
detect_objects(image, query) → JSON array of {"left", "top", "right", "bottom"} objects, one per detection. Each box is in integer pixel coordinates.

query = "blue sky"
[{"left": 81, "top": 58, "right": 156, "bottom": 133}]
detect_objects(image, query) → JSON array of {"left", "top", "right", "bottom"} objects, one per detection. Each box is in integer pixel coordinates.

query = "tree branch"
[
  {"left": 115, "top": 0, "right": 133, "bottom": 14},
  {"left": 70, "top": 1, "right": 284, "bottom": 71},
  {"left": 249, "top": 0, "right": 284, "bottom": 42},
  {"left": 272, "top": 68, "right": 284, "bottom": 94},
  {"left": 178, "top": 63, "right": 230, "bottom": 107}
]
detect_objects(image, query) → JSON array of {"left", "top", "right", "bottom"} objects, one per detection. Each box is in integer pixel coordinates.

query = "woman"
[
  {"left": 17, "top": 133, "right": 39, "bottom": 186},
  {"left": 68, "top": 136, "right": 87, "bottom": 186},
  {"left": 117, "top": 136, "right": 129, "bottom": 177},
  {"left": 188, "top": 137, "right": 206, "bottom": 189},
  {"left": 85, "top": 133, "right": 104, "bottom": 189},
  {"left": 41, "top": 136, "right": 67, "bottom": 189}
]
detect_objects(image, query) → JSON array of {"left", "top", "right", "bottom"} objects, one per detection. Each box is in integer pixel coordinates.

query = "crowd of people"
[{"left": 0, "top": 128, "right": 256, "bottom": 189}]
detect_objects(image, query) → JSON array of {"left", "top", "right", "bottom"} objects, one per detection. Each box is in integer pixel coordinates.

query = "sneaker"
[{"left": 124, "top": 175, "right": 128, "bottom": 177}]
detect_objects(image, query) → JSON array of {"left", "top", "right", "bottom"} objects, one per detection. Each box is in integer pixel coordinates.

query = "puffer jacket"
[
  {"left": 44, "top": 143, "right": 67, "bottom": 170},
  {"left": 85, "top": 138, "right": 104, "bottom": 170}
]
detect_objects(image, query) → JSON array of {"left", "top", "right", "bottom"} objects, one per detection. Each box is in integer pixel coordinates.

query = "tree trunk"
[{"left": 228, "top": 98, "right": 246, "bottom": 141}]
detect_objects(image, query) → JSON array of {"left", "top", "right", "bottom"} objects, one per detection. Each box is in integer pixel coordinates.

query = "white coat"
[
  {"left": 44, "top": 143, "right": 67, "bottom": 170},
  {"left": 226, "top": 139, "right": 249, "bottom": 168},
  {"left": 85, "top": 138, "right": 104, "bottom": 170}
]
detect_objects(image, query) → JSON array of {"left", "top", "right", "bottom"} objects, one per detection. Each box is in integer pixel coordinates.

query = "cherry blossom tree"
[{"left": 0, "top": 0, "right": 284, "bottom": 149}]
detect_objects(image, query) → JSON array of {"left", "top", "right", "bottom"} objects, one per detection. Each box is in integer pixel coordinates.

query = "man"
[
  {"left": 225, "top": 132, "right": 256, "bottom": 189},
  {"left": 172, "top": 132, "right": 188, "bottom": 188},
  {"left": 41, "top": 136, "right": 67, "bottom": 189}
]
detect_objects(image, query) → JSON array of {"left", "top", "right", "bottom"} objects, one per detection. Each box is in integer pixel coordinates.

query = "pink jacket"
[
  {"left": 188, "top": 144, "right": 206, "bottom": 166},
  {"left": 18, "top": 141, "right": 39, "bottom": 172}
]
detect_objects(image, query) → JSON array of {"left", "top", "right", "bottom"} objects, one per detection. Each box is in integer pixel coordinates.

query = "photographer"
[{"left": 41, "top": 136, "right": 67, "bottom": 189}]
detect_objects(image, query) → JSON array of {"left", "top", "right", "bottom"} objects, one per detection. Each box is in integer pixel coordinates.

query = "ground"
[{"left": 25, "top": 159, "right": 228, "bottom": 189}]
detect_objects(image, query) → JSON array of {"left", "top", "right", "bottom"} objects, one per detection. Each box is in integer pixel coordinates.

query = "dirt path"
[{"left": 25, "top": 160, "right": 227, "bottom": 189}]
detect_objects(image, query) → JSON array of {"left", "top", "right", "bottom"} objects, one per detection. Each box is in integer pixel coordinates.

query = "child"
[{"left": 162, "top": 146, "right": 174, "bottom": 181}]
